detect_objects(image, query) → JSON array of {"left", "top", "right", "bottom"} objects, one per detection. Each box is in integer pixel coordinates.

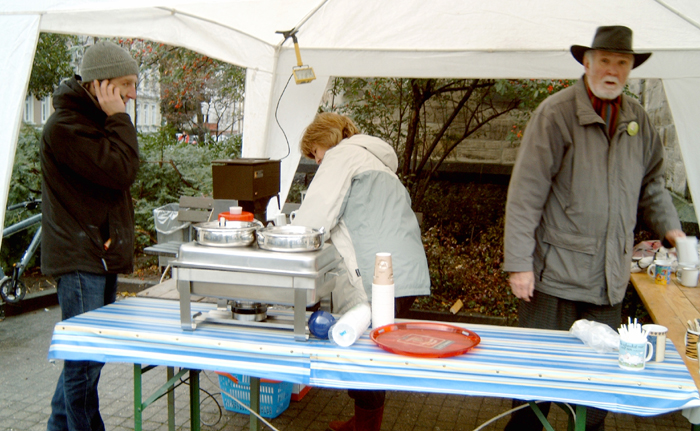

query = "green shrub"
[
  {"left": 1, "top": 125, "right": 43, "bottom": 274},
  {"left": 416, "top": 181, "right": 517, "bottom": 318},
  {"left": 131, "top": 126, "right": 241, "bottom": 248}
]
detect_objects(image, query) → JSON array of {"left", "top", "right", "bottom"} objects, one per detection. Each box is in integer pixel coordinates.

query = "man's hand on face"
[
  {"left": 93, "top": 79, "right": 126, "bottom": 116},
  {"left": 509, "top": 271, "right": 535, "bottom": 302}
]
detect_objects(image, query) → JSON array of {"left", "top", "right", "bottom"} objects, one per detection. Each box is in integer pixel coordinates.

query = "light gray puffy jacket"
[{"left": 292, "top": 135, "right": 430, "bottom": 313}]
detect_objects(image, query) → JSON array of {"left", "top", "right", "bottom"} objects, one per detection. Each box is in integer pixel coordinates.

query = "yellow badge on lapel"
[{"left": 627, "top": 121, "right": 639, "bottom": 136}]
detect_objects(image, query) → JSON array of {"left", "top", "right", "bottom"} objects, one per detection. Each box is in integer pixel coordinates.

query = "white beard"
[{"left": 589, "top": 77, "right": 623, "bottom": 100}]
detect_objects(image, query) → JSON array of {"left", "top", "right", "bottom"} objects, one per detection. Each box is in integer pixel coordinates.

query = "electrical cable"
[
  {"left": 202, "top": 371, "right": 282, "bottom": 431},
  {"left": 175, "top": 370, "right": 225, "bottom": 427},
  {"left": 274, "top": 73, "right": 295, "bottom": 160}
]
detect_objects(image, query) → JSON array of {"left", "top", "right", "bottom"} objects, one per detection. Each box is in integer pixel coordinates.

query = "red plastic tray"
[{"left": 370, "top": 322, "right": 480, "bottom": 358}]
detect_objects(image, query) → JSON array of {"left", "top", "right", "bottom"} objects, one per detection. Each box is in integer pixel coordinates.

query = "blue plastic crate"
[{"left": 217, "top": 373, "right": 293, "bottom": 419}]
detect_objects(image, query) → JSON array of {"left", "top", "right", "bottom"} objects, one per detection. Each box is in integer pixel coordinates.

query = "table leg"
[
  {"left": 250, "top": 376, "right": 261, "bottom": 431},
  {"left": 134, "top": 365, "right": 143, "bottom": 431},
  {"left": 575, "top": 405, "right": 587, "bottom": 431},
  {"left": 294, "top": 288, "right": 307, "bottom": 341},
  {"left": 167, "top": 367, "right": 175, "bottom": 431},
  {"left": 179, "top": 279, "right": 194, "bottom": 330},
  {"left": 134, "top": 365, "right": 189, "bottom": 431},
  {"left": 528, "top": 401, "right": 556, "bottom": 431},
  {"left": 190, "top": 369, "right": 201, "bottom": 431}
]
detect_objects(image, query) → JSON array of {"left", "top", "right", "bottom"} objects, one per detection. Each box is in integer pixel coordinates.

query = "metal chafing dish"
[
  {"left": 171, "top": 241, "right": 343, "bottom": 341},
  {"left": 193, "top": 220, "right": 263, "bottom": 247},
  {"left": 256, "top": 225, "right": 324, "bottom": 252}
]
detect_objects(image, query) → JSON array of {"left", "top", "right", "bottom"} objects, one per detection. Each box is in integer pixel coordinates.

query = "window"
[
  {"left": 41, "top": 96, "right": 51, "bottom": 124},
  {"left": 24, "top": 96, "right": 33, "bottom": 123}
]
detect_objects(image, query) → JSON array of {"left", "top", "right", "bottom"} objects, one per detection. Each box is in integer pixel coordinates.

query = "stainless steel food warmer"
[{"left": 171, "top": 241, "right": 343, "bottom": 341}]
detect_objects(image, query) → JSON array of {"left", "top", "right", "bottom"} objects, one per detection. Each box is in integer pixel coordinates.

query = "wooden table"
[
  {"left": 630, "top": 272, "right": 700, "bottom": 388},
  {"left": 630, "top": 272, "right": 700, "bottom": 428}
]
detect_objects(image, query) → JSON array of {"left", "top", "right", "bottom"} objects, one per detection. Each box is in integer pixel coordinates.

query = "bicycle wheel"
[{"left": 0, "top": 278, "right": 26, "bottom": 303}]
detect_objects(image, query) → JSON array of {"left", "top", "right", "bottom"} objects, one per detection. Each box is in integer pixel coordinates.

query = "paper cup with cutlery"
[{"left": 618, "top": 319, "right": 653, "bottom": 371}]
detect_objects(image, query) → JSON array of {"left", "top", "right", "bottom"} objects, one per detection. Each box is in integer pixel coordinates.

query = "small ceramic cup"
[
  {"left": 677, "top": 266, "right": 699, "bottom": 288},
  {"left": 647, "top": 259, "right": 673, "bottom": 285},
  {"left": 619, "top": 338, "right": 654, "bottom": 371},
  {"left": 685, "top": 329, "right": 700, "bottom": 360},
  {"left": 642, "top": 324, "right": 668, "bottom": 362}
]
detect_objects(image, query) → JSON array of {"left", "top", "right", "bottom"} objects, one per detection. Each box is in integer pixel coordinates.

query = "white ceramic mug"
[
  {"left": 275, "top": 213, "right": 287, "bottom": 226},
  {"left": 677, "top": 266, "right": 700, "bottom": 288},
  {"left": 642, "top": 324, "right": 668, "bottom": 362},
  {"left": 676, "top": 236, "right": 699, "bottom": 266},
  {"left": 619, "top": 338, "right": 654, "bottom": 371}
]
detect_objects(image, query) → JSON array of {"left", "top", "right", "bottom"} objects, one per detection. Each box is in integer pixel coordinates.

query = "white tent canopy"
[{"left": 2, "top": 0, "right": 700, "bottom": 243}]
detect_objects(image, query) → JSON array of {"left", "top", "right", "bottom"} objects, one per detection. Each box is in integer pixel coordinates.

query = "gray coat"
[{"left": 504, "top": 78, "right": 681, "bottom": 305}]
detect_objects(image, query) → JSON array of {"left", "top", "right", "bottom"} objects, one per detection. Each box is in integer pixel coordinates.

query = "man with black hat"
[
  {"left": 503, "top": 26, "right": 685, "bottom": 430},
  {"left": 42, "top": 40, "right": 140, "bottom": 431}
]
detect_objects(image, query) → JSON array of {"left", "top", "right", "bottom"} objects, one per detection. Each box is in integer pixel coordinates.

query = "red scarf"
[{"left": 585, "top": 78, "right": 622, "bottom": 139}]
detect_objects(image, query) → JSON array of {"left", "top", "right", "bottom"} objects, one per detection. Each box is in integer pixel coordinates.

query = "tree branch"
[{"left": 141, "top": 160, "right": 196, "bottom": 189}]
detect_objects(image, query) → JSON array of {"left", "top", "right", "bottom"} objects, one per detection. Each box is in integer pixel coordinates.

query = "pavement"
[{"left": 0, "top": 296, "right": 695, "bottom": 431}]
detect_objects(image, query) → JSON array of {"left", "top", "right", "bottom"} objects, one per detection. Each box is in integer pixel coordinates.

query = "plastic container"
[
  {"left": 153, "top": 203, "right": 191, "bottom": 267},
  {"left": 308, "top": 310, "right": 336, "bottom": 339},
  {"left": 153, "top": 203, "right": 191, "bottom": 242},
  {"left": 218, "top": 206, "right": 254, "bottom": 222},
  {"left": 217, "top": 373, "right": 293, "bottom": 418}
]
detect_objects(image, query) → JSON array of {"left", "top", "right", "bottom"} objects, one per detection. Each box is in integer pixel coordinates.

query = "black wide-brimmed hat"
[{"left": 570, "top": 25, "right": 651, "bottom": 69}]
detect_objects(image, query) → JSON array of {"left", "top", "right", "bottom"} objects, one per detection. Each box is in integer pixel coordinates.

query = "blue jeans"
[{"left": 47, "top": 272, "right": 117, "bottom": 431}]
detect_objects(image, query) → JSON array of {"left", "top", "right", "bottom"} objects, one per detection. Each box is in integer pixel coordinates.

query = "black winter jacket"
[{"left": 40, "top": 76, "right": 140, "bottom": 276}]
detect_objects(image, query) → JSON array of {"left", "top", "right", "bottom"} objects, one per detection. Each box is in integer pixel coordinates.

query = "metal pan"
[
  {"left": 256, "top": 225, "right": 325, "bottom": 252},
  {"left": 193, "top": 220, "right": 263, "bottom": 247}
]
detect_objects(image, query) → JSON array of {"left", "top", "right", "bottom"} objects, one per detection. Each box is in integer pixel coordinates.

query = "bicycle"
[{"left": 1, "top": 198, "right": 42, "bottom": 304}]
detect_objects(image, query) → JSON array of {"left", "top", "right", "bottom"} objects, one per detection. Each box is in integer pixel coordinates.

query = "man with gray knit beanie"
[{"left": 43, "top": 40, "right": 140, "bottom": 431}]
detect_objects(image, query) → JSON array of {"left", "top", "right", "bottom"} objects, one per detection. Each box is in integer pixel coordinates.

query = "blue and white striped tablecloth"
[{"left": 48, "top": 297, "right": 700, "bottom": 416}]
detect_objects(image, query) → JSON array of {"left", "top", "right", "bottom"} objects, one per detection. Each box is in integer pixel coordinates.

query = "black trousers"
[{"left": 503, "top": 290, "right": 623, "bottom": 431}]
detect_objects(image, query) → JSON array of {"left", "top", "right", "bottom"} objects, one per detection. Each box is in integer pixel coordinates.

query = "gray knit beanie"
[{"left": 80, "top": 41, "right": 139, "bottom": 82}]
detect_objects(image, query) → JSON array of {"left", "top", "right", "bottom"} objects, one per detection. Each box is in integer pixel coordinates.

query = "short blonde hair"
[{"left": 300, "top": 112, "right": 360, "bottom": 159}]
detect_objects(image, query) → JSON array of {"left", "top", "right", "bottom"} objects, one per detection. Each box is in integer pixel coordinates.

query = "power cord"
[
  {"left": 147, "top": 369, "right": 225, "bottom": 427},
  {"left": 274, "top": 73, "right": 295, "bottom": 160},
  {"left": 202, "top": 371, "right": 282, "bottom": 431}
]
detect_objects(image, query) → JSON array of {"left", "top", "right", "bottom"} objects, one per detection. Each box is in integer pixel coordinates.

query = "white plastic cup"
[{"left": 676, "top": 236, "right": 699, "bottom": 266}]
